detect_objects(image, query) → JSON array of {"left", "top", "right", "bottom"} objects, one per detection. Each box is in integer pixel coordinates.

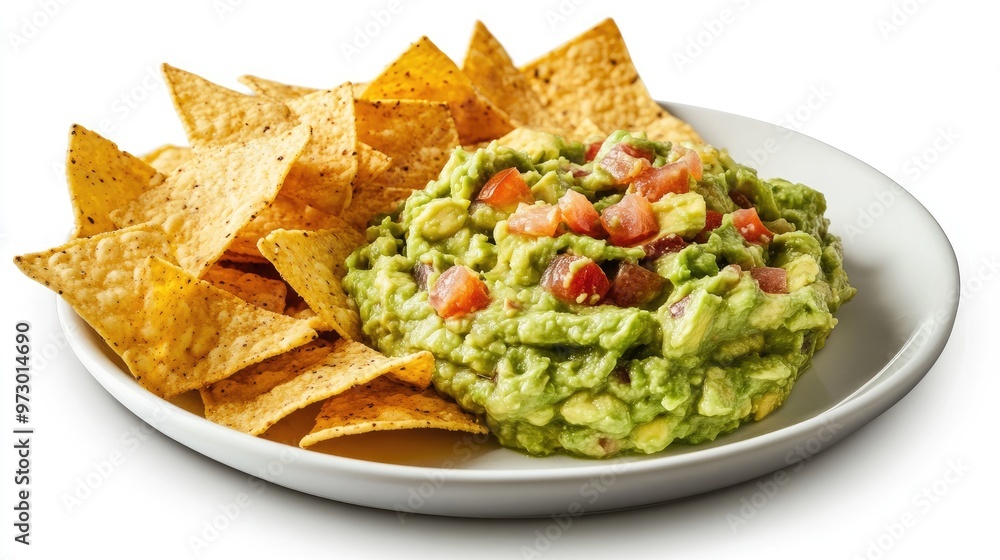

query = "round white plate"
[{"left": 58, "top": 103, "right": 959, "bottom": 518}]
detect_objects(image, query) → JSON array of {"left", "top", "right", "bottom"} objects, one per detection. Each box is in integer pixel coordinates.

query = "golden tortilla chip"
[
  {"left": 462, "top": 21, "right": 564, "bottom": 133},
  {"left": 163, "top": 63, "right": 295, "bottom": 146},
  {"left": 354, "top": 99, "right": 459, "bottom": 192},
  {"left": 342, "top": 187, "right": 412, "bottom": 231},
  {"left": 13, "top": 228, "right": 316, "bottom": 398},
  {"left": 638, "top": 114, "right": 704, "bottom": 145},
  {"left": 202, "top": 265, "right": 287, "bottom": 312},
  {"left": 521, "top": 18, "right": 690, "bottom": 134},
  {"left": 239, "top": 74, "right": 317, "bottom": 101},
  {"left": 201, "top": 338, "right": 433, "bottom": 436},
  {"left": 228, "top": 194, "right": 360, "bottom": 259},
  {"left": 219, "top": 250, "right": 270, "bottom": 264},
  {"left": 360, "top": 37, "right": 512, "bottom": 145},
  {"left": 66, "top": 125, "right": 161, "bottom": 238},
  {"left": 570, "top": 118, "right": 606, "bottom": 142},
  {"left": 140, "top": 144, "right": 193, "bottom": 175},
  {"left": 282, "top": 85, "right": 360, "bottom": 214},
  {"left": 257, "top": 227, "right": 364, "bottom": 340},
  {"left": 353, "top": 141, "right": 392, "bottom": 189},
  {"left": 110, "top": 124, "right": 310, "bottom": 278},
  {"left": 300, "top": 377, "right": 487, "bottom": 447}
]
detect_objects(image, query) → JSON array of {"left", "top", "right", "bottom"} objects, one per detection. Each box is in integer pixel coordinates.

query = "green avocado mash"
[{"left": 344, "top": 130, "right": 855, "bottom": 458}]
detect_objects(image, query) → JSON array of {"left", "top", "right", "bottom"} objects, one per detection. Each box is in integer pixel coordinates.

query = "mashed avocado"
[{"left": 344, "top": 131, "right": 855, "bottom": 458}]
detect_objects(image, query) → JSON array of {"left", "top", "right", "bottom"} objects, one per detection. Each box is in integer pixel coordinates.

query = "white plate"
[{"left": 58, "top": 103, "right": 959, "bottom": 518}]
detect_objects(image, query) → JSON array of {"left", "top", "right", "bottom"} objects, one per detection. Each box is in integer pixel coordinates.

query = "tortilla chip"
[
  {"left": 354, "top": 99, "right": 459, "bottom": 192},
  {"left": 110, "top": 124, "right": 310, "bottom": 278},
  {"left": 570, "top": 118, "right": 606, "bottom": 142},
  {"left": 300, "top": 377, "right": 487, "bottom": 447},
  {"left": 219, "top": 250, "right": 270, "bottom": 264},
  {"left": 228, "top": 194, "right": 360, "bottom": 259},
  {"left": 66, "top": 125, "right": 161, "bottom": 238},
  {"left": 521, "top": 18, "right": 690, "bottom": 134},
  {"left": 140, "top": 144, "right": 194, "bottom": 175},
  {"left": 202, "top": 265, "right": 287, "bottom": 312},
  {"left": 342, "top": 187, "right": 412, "bottom": 231},
  {"left": 360, "top": 37, "right": 512, "bottom": 145},
  {"left": 462, "top": 21, "right": 564, "bottom": 132},
  {"left": 257, "top": 226, "right": 364, "bottom": 340},
  {"left": 638, "top": 114, "right": 704, "bottom": 145},
  {"left": 13, "top": 228, "right": 316, "bottom": 398},
  {"left": 239, "top": 74, "right": 317, "bottom": 101},
  {"left": 163, "top": 63, "right": 296, "bottom": 147},
  {"left": 281, "top": 85, "right": 360, "bottom": 214},
  {"left": 201, "top": 338, "right": 433, "bottom": 436},
  {"left": 353, "top": 141, "right": 392, "bottom": 189}
]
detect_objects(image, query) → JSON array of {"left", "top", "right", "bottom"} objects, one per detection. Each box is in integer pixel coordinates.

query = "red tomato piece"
[
  {"left": 640, "top": 233, "right": 687, "bottom": 261},
  {"left": 732, "top": 208, "right": 775, "bottom": 244},
  {"left": 476, "top": 167, "right": 533, "bottom": 212},
  {"left": 619, "top": 143, "right": 655, "bottom": 162},
  {"left": 694, "top": 210, "right": 724, "bottom": 243},
  {"left": 558, "top": 190, "right": 605, "bottom": 238},
  {"left": 540, "top": 254, "right": 610, "bottom": 305},
  {"left": 633, "top": 161, "right": 690, "bottom": 202},
  {"left": 601, "top": 193, "right": 659, "bottom": 246},
  {"left": 428, "top": 265, "right": 490, "bottom": 318},
  {"left": 673, "top": 146, "right": 703, "bottom": 181},
  {"left": 599, "top": 145, "right": 650, "bottom": 186},
  {"left": 585, "top": 141, "right": 603, "bottom": 162},
  {"left": 607, "top": 262, "right": 665, "bottom": 307},
  {"left": 750, "top": 266, "right": 788, "bottom": 294},
  {"left": 507, "top": 203, "right": 562, "bottom": 237}
]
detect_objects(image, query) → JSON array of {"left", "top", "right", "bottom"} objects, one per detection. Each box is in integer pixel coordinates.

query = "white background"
[{"left": 1, "top": 0, "right": 996, "bottom": 559}]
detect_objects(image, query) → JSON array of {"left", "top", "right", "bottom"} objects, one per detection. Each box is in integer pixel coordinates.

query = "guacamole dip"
[{"left": 344, "top": 130, "right": 855, "bottom": 458}]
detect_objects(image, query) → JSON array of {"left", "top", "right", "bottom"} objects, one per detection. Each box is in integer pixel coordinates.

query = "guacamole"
[{"left": 344, "top": 130, "right": 855, "bottom": 458}]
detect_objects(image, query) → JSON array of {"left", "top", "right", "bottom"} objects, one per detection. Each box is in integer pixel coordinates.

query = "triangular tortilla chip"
[
  {"left": 239, "top": 74, "right": 318, "bottom": 101},
  {"left": 110, "top": 124, "right": 311, "bottom": 277},
  {"left": 300, "top": 377, "right": 487, "bottom": 447},
  {"left": 13, "top": 227, "right": 317, "bottom": 398},
  {"left": 163, "top": 63, "right": 296, "bottom": 146},
  {"left": 521, "top": 18, "right": 692, "bottom": 135},
  {"left": 200, "top": 338, "right": 434, "bottom": 436},
  {"left": 66, "top": 125, "right": 162, "bottom": 238},
  {"left": 354, "top": 99, "right": 459, "bottom": 192},
  {"left": 360, "top": 37, "right": 512, "bottom": 145},
  {"left": 282, "top": 85, "right": 360, "bottom": 214},
  {"left": 638, "top": 114, "right": 704, "bottom": 145},
  {"left": 462, "top": 21, "right": 564, "bottom": 133},
  {"left": 140, "top": 144, "right": 194, "bottom": 175},
  {"left": 352, "top": 141, "right": 392, "bottom": 189},
  {"left": 202, "top": 265, "right": 287, "bottom": 312},
  {"left": 570, "top": 118, "right": 606, "bottom": 142},
  {"left": 342, "top": 187, "right": 412, "bottom": 231},
  {"left": 257, "top": 226, "right": 364, "bottom": 340},
  {"left": 228, "top": 194, "right": 361, "bottom": 260}
]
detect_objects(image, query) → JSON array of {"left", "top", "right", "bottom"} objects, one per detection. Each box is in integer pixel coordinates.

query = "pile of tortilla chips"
[{"left": 13, "top": 18, "right": 701, "bottom": 453}]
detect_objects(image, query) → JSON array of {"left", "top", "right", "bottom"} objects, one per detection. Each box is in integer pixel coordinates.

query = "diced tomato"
[
  {"left": 694, "top": 210, "right": 724, "bottom": 243},
  {"left": 541, "top": 254, "right": 609, "bottom": 305},
  {"left": 633, "top": 160, "right": 690, "bottom": 202},
  {"left": 729, "top": 190, "right": 753, "bottom": 209},
  {"left": 640, "top": 234, "right": 687, "bottom": 261},
  {"left": 558, "top": 190, "right": 605, "bottom": 238},
  {"left": 572, "top": 168, "right": 590, "bottom": 178},
  {"left": 428, "top": 265, "right": 490, "bottom": 318},
  {"left": 673, "top": 146, "right": 703, "bottom": 181},
  {"left": 619, "top": 143, "right": 655, "bottom": 162},
  {"left": 507, "top": 203, "right": 562, "bottom": 237},
  {"left": 412, "top": 263, "right": 433, "bottom": 291},
  {"left": 732, "top": 208, "right": 775, "bottom": 244},
  {"left": 607, "top": 262, "right": 665, "bottom": 307},
  {"left": 599, "top": 145, "right": 650, "bottom": 186},
  {"left": 750, "top": 266, "right": 788, "bottom": 294},
  {"left": 585, "top": 141, "right": 603, "bottom": 162},
  {"left": 476, "top": 167, "right": 533, "bottom": 212},
  {"left": 601, "top": 193, "right": 659, "bottom": 246}
]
